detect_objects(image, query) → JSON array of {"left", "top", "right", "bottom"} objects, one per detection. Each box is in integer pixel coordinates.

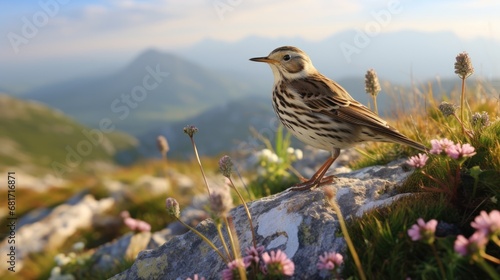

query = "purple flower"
[
  {"left": 454, "top": 232, "right": 489, "bottom": 257},
  {"left": 445, "top": 143, "right": 476, "bottom": 159},
  {"left": 317, "top": 251, "right": 344, "bottom": 271},
  {"left": 407, "top": 218, "right": 438, "bottom": 243},
  {"left": 471, "top": 210, "right": 500, "bottom": 236},
  {"left": 262, "top": 250, "right": 295, "bottom": 277},
  {"left": 222, "top": 259, "right": 249, "bottom": 280},
  {"left": 406, "top": 153, "right": 429, "bottom": 168},
  {"left": 429, "top": 138, "right": 455, "bottom": 155}
]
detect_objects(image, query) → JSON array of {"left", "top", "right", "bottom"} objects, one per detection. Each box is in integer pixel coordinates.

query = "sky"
[{"left": 1, "top": 0, "right": 499, "bottom": 91}]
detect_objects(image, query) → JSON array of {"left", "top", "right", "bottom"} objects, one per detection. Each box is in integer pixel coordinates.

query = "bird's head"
[{"left": 250, "top": 46, "right": 316, "bottom": 82}]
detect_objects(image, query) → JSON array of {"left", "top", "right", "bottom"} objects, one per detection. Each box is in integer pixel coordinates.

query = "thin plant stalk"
[
  {"left": 224, "top": 217, "right": 246, "bottom": 280},
  {"left": 175, "top": 217, "right": 228, "bottom": 263},
  {"left": 475, "top": 258, "right": 500, "bottom": 280},
  {"left": 228, "top": 177, "right": 257, "bottom": 248},
  {"left": 492, "top": 236, "right": 500, "bottom": 247},
  {"left": 328, "top": 198, "right": 367, "bottom": 280},
  {"left": 371, "top": 95, "right": 379, "bottom": 116},
  {"left": 430, "top": 244, "right": 446, "bottom": 279},
  {"left": 216, "top": 223, "right": 232, "bottom": 261},
  {"left": 481, "top": 252, "right": 500, "bottom": 264},
  {"left": 460, "top": 78, "right": 466, "bottom": 123},
  {"left": 189, "top": 137, "right": 211, "bottom": 195}
]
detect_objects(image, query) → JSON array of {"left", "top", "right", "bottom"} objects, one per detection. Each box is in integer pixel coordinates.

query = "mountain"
[
  {"left": 24, "top": 49, "right": 261, "bottom": 135},
  {"left": 122, "top": 73, "right": 500, "bottom": 160},
  {"left": 0, "top": 94, "right": 137, "bottom": 175},
  {"left": 132, "top": 96, "right": 277, "bottom": 159},
  {"left": 178, "top": 30, "right": 500, "bottom": 84}
]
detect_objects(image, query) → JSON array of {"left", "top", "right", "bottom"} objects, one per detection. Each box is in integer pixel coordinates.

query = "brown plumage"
[{"left": 250, "top": 46, "right": 425, "bottom": 190}]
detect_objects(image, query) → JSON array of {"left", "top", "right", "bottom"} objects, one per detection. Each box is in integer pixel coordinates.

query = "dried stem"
[
  {"left": 228, "top": 177, "right": 257, "bottom": 248},
  {"left": 189, "top": 137, "right": 211, "bottom": 195}
]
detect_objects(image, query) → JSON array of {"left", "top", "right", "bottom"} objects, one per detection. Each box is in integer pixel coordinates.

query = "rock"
[
  {"left": 134, "top": 175, "right": 171, "bottom": 195},
  {"left": 91, "top": 232, "right": 154, "bottom": 271},
  {"left": 110, "top": 159, "right": 414, "bottom": 279},
  {"left": 0, "top": 194, "right": 115, "bottom": 275}
]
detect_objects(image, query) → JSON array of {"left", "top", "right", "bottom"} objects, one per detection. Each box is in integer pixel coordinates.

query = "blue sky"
[
  {"left": 1, "top": 0, "right": 499, "bottom": 60},
  {"left": 0, "top": 0, "right": 499, "bottom": 91}
]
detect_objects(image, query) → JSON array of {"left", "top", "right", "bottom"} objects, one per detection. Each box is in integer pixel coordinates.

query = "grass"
[
  {"left": 342, "top": 72, "right": 500, "bottom": 279},
  {"left": 4, "top": 59, "right": 499, "bottom": 279}
]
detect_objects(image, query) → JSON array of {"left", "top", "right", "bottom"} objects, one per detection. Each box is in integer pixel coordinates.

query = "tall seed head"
[
  {"left": 209, "top": 188, "right": 233, "bottom": 219},
  {"left": 454, "top": 52, "right": 474, "bottom": 79},
  {"left": 219, "top": 155, "right": 233, "bottom": 178},
  {"left": 165, "top": 197, "right": 180, "bottom": 218},
  {"left": 365, "top": 69, "right": 381, "bottom": 97},
  {"left": 183, "top": 125, "right": 198, "bottom": 138},
  {"left": 438, "top": 101, "right": 457, "bottom": 117},
  {"left": 156, "top": 135, "right": 169, "bottom": 155},
  {"left": 471, "top": 111, "right": 490, "bottom": 127}
]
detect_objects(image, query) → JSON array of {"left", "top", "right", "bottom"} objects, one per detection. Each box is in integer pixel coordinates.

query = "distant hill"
[
  {"left": 179, "top": 30, "right": 500, "bottom": 84},
  {"left": 128, "top": 96, "right": 278, "bottom": 159},
  {"left": 0, "top": 94, "right": 137, "bottom": 175},
  {"left": 24, "top": 49, "right": 258, "bottom": 135},
  {"left": 122, "top": 75, "right": 500, "bottom": 159}
]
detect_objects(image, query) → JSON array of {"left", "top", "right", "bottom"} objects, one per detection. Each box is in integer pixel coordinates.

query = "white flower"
[
  {"left": 294, "top": 149, "right": 303, "bottom": 160},
  {"left": 269, "top": 153, "right": 279, "bottom": 163},
  {"left": 54, "top": 253, "right": 70, "bottom": 266},
  {"left": 72, "top": 242, "right": 85, "bottom": 252},
  {"left": 261, "top": 149, "right": 273, "bottom": 158},
  {"left": 287, "top": 147, "right": 295, "bottom": 154},
  {"left": 50, "top": 266, "right": 62, "bottom": 277}
]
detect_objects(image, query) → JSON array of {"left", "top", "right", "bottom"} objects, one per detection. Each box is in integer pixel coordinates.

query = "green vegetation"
[
  {"left": 0, "top": 94, "right": 137, "bottom": 174},
  {"left": 3, "top": 52, "right": 499, "bottom": 280},
  {"left": 342, "top": 53, "right": 500, "bottom": 279},
  {"left": 247, "top": 125, "right": 302, "bottom": 197}
]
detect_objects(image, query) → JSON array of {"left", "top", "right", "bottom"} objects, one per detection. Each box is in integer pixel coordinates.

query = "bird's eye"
[{"left": 283, "top": 54, "right": 291, "bottom": 61}]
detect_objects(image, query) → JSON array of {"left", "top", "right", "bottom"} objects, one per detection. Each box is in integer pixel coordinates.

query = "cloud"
[{"left": 1, "top": 0, "right": 500, "bottom": 63}]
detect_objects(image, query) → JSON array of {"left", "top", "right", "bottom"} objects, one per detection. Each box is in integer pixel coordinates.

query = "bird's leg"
[{"left": 290, "top": 149, "right": 340, "bottom": 191}]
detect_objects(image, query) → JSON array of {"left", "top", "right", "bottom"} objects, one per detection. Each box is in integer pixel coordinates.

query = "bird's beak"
[{"left": 250, "top": 56, "right": 277, "bottom": 64}]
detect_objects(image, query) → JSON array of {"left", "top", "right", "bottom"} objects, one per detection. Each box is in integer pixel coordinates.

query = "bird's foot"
[{"left": 290, "top": 175, "right": 337, "bottom": 191}]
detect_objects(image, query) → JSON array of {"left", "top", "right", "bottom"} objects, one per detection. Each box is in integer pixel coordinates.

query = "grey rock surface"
[
  {"left": 0, "top": 194, "right": 115, "bottom": 274},
  {"left": 110, "top": 159, "right": 414, "bottom": 279}
]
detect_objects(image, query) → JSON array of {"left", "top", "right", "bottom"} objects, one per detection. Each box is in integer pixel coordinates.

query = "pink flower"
[
  {"left": 262, "top": 250, "right": 295, "bottom": 277},
  {"left": 445, "top": 143, "right": 476, "bottom": 159},
  {"left": 471, "top": 210, "right": 500, "bottom": 236},
  {"left": 124, "top": 217, "right": 138, "bottom": 230},
  {"left": 120, "top": 210, "right": 131, "bottom": 219},
  {"left": 407, "top": 218, "right": 438, "bottom": 243},
  {"left": 136, "top": 220, "right": 151, "bottom": 232},
  {"left": 222, "top": 259, "right": 249, "bottom": 280},
  {"left": 244, "top": 245, "right": 265, "bottom": 266},
  {"left": 406, "top": 153, "right": 429, "bottom": 168},
  {"left": 122, "top": 213, "right": 151, "bottom": 232},
  {"left": 454, "top": 232, "right": 489, "bottom": 256},
  {"left": 186, "top": 274, "right": 205, "bottom": 280},
  {"left": 429, "top": 138, "right": 455, "bottom": 155},
  {"left": 317, "top": 251, "right": 344, "bottom": 271}
]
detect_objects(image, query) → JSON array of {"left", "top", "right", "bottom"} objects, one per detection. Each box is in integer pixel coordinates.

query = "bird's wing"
[
  {"left": 289, "top": 73, "right": 426, "bottom": 151},
  {"left": 289, "top": 73, "right": 389, "bottom": 129}
]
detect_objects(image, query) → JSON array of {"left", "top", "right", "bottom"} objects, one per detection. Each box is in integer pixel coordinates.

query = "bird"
[{"left": 250, "top": 46, "right": 426, "bottom": 191}]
